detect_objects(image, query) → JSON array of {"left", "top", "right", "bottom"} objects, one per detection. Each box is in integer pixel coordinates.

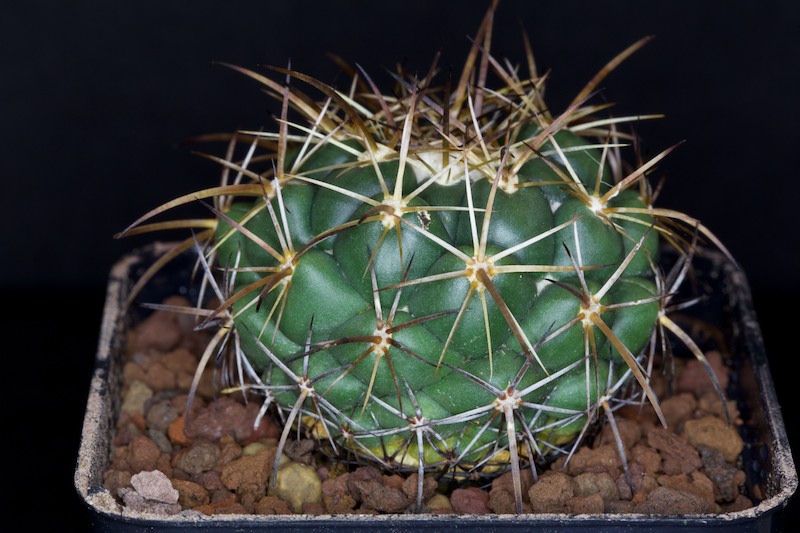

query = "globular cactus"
[{"left": 119, "top": 3, "right": 732, "bottom": 513}]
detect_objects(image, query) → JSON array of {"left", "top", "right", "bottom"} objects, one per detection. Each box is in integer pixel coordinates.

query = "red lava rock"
[
  {"left": 322, "top": 473, "right": 357, "bottom": 514},
  {"left": 193, "top": 489, "right": 246, "bottom": 515},
  {"left": 183, "top": 396, "right": 278, "bottom": 444},
  {"left": 488, "top": 469, "right": 535, "bottom": 514},
  {"left": 402, "top": 473, "right": 438, "bottom": 503},
  {"left": 219, "top": 448, "right": 275, "bottom": 495},
  {"left": 173, "top": 440, "right": 221, "bottom": 475},
  {"left": 528, "top": 472, "right": 573, "bottom": 513},
  {"left": 657, "top": 472, "right": 717, "bottom": 510},
  {"left": 631, "top": 443, "right": 662, "bottom": 473},
  {"left": 567, "top": 493, "right": 605, "bottom": 514},
  {"left": 571, "top": 472, "right": 619, "bottom": 504},
  {"left": 683, "top": 415, "right": 744, "bottom": 463},
  {"left": 194, "top": 470, "right": 225, "bottom": 492},
  {"left": 128, "top": 435, "right": 161, "bottom": 473},
  {"left": 346, "top": 466, "right": 383, "bottom": 502},
  {"left": 167, "top": 413, "right": 191, "bottom": 446},
  {"left": 450, "top": 486, "right": 490, "bottom": 514},
  {"left": 354, "top": 479, "right": 410, "bottom": 513},
  {"left": 184, "top": 492, "right": 227, "bottom": 515},
  {"left": 647, "top": 427, "right": 702, "bottom": 475},
  {"left": 210, "top": 488, "right": 237, "bottom": 506},
  {"left": 255, "top": 495, "right": 294, "bottom": 515},
  {"left": 172, "top": 478, "right": 210, "bottom": 508},
  {"left": 634, "top": 486, "right": 710, "bottom": 514},
  {"left": 489, "top": 488, "right": 531, "bottom": 514},
  {"left": 563, "top": 444, "right": 624, "bottom": 478},
  {"left": 217, "top": 435, "right": 244, "bottom": 466},
  {"left": 383, "top": 474, "right": 406, "bottom": 492}
]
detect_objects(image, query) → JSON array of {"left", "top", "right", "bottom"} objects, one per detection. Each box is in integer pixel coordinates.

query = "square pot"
[{"left": 74, "top": 242, "right": 797, "bottom": 531}]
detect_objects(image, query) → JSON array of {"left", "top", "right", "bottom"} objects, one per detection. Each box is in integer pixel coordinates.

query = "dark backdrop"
[{"left": 3, "top": 1, "right": 798, "bottom": 530}]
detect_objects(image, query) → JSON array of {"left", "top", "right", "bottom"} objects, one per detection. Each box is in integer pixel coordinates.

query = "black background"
[{"left": 3, "top": 0, "right": 798, "bottom": 530}]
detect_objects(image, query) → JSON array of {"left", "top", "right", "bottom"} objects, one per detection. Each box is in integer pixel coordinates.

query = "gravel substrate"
[{"left": 102, "top": 295, "right": 755, "bottom": 516}]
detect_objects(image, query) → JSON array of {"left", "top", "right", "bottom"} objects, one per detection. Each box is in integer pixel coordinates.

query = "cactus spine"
[{"left": 119, "top": 3, "right": 733, "bottom": 513}]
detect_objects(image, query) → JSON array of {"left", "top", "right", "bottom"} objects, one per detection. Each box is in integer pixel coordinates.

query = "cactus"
[{"left": 118, "top": 3, "right": 734, "bottom": 513}]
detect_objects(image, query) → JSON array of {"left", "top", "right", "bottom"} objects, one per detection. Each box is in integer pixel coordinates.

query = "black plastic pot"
[{"left": 74, "top": 243, "right": 797, "bottom": 532}]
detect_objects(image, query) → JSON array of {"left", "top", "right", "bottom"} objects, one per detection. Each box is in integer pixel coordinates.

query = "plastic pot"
[{"left": 74, "top": 243, "right": 797, "bottom": 531}]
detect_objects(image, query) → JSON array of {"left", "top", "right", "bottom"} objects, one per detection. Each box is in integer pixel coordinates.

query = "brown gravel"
[{"left": 102, "top": 296, "right": 754, "bottom": 516}]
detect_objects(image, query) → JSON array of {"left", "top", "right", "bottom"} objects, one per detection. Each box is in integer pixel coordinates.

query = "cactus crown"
[{"left": 117, "top": 2, "right": 733, "bottom": 513}]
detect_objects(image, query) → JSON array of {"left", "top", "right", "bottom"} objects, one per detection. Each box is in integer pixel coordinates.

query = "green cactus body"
[
  {"left": 209, "top": 120, "right": 661, "bottom": 473},
  {"left": 121, "top": 3, "right": 733, "bottom": 513}
]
